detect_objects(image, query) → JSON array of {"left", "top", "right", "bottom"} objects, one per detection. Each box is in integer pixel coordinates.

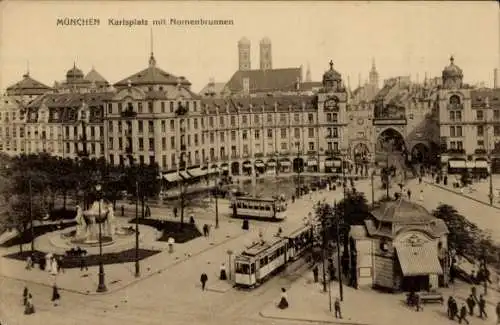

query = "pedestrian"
[
  {"left": 277, "top": 288, "right": 289, "bottom": 309},
  {"left": 200, "top": 272, "right": 208, "bottom": 291},
  {"left": 419, "top": 190, "right": 424, "bottom": 202},
  {"left": 168, "top": 237, "right": 175, "bottom": 253},
  {"left": 220, "top": 263, "right": 227, "bottom": 280},
  {"left": 25, "top": 255, "right": 32, "bottom": 270},
  {"left": 313, "top": 265, "right": 319, "bottom": 283},
  {"left": 202, "top": 224, "right": 208, "bottom": 237},
  {"left": 206, "top": 224, "right": 211, "bottom": 237},
  {"left": 466, "top": 293, "right": 476, "bottom": 316},
  {"left": 24, "top": 293, "right": 35, "bottom": 315},
  {"left": 80, "top": 253, "right": 88, "bottom": 271},
  {"left": 415, "top": 293, "right": 422, "bottom": 312},
  {"left": 451, "top": 297, "right": 459, "bottom": 320},
  {"left": 478, "top": 294, "right": 487, "bottom": 319},
  {"left": 407, "top": 189, "right": 412, "bottom": 200},
  {"left": 447, "top": 296, "right": 455, "bottom": 319},
  {"left": 121, "top": 205, "right": 124, "bottom": 217},
  {"left": 334, "top": 297, "right": 342, "bottom": 318},
  {"left": 23, "top": 287, "right": 29, "bottom": 306},
  {"left": 459, "top": 303, "right": 470, "bottom": 324},
  {"left": 419, "top": 176, "right": 422, "bottom": 184},
  {"left": 51, "top": 284, "right": 60, "bottom": 306},
  {"left": 496, "top": 302, "right": 500, "bottom": 324},
  {"left": 57, "top": 255, "right": 64, "bottom": 273},
  {"left": 173, "top": 207, "right": 178, "bottom": 218}
]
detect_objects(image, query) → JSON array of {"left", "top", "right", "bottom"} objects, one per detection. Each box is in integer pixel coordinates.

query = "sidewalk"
[
  {"left": 260, "top": 266, "right": 468, "bottom": 325},
  {"left": 0, "top": 219, "right": 249, "bottom": 295}
]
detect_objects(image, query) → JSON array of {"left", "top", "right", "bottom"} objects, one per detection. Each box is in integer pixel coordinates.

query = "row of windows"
[
  {"left": 112, "top": 100, "right": 198, "bottom": 114},
  {"left": 449, "top": 110, "right": 500, "bottom": 122},
  {"left": 449, "top": 126, "right": 463, "bottom": 137}
]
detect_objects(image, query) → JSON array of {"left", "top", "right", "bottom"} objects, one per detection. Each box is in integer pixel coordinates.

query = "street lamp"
[
  {"left": 135, "top": 180, "right": 140, "bottom": 278},
  {"left": 295, "top": 141, "right": 302, "bottom": 198},
  {"left": 95, "top": 183, "right": 107, "bottom": 293},
  {"left": 29, "top": 178, "right": 34, "bottom": 253},
  {"left": 227, "top": 249, "right": 233, "bottom": 280},
  {"left": 215, "top": 166, "right": 220, "bottom": 229},
  {"left": 371, "top": 170, "right": 375, "bottom": 208},
  {"left": 334, "top": 201, "right": 344, "bottom": 301}
]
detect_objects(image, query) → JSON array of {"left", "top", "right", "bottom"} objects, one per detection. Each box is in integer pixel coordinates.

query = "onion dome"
[
  {"left": 442, "top": 56, "right": 463, "bottom": 79},
  {"left": 238, "top": 37, "right": 250, "bottom": 45},
  {"left": 323, "top": 60, "right": 342, "bottom": 82},
  {"left": 66, "top": 63, "right": 84, "bottom": 80}
]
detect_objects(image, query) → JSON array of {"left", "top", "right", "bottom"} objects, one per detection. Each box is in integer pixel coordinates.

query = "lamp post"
[
  {"left": 371, "top": 170, "right": 375, "bottom": 208},
  {"left": 29, "top": 178, "right": 34, "bottom": 253},
  {"left": 335, "top": 201, "right": 344, "bottom": 301},
  {"left": 135, "top": 180, "right": 140, "bottom": 278},
  {"left": 227, "top": 249, "right": 233, "bottom": 280},
  {"left": 295, "top": 141, "right": 302, "bottom": 198},
  {"left": 95, "top": 183, "right": 107, "bottom": 293},
  {"left": 215, "top": 167, "right": 220, "bottom": 229}
]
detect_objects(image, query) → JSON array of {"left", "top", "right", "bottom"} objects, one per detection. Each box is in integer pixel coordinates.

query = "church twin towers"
[{"left": 238, "top": 37, "right": 272, "bottom": 71}]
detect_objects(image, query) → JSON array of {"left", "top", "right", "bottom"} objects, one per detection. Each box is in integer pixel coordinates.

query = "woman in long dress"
[
  {"left": 24, "top": 294, "right": 35, "bottom": 315},
  {"left": 51, "top": 258, "right": 58, "bottom": 276},
  {"left": 277, "top": 288, "right": 289, "bottom": 309}
]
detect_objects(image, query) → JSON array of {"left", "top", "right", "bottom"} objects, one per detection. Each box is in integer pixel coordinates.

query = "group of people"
[
  {"left": 23, "top": 284, "right": 61, "bottom": 315},
  {"left": 25, "top": 253, "right": 64, "bottom": 275}
]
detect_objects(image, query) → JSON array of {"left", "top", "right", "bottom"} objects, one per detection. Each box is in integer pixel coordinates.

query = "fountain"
[{"left": 68, "top": 200, "right": 117, "bottom": 247}]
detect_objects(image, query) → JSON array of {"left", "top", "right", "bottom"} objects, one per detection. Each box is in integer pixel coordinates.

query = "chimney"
[{"left": 494, "top": 68, "right": 499, "bottom": 89}]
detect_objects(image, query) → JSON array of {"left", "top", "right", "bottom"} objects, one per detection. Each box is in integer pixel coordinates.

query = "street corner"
[{"left": 258, "top": 307, "right": 368, "bottom": 325}]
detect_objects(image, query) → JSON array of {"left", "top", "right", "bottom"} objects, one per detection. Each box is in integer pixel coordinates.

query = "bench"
[{"left": 418, "top": 292, "right": 444, "bottom": 304}]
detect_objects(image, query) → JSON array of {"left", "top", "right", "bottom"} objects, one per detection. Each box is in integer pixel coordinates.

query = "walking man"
[
  {"left": 496, "top": 301, "right": 500, "bottom": 324},
  {"left": 313, "top": 265, "right": 319, "bottom": 283},
  {"left": 478, "top": 294, "right": 487, "bottom": 319},
  {"left": 459, "top": 303, "right": 470, "bottom": 324},
  {"left": 200, "top": 272, "right": 208, "bottom": 291},
  {"left": 466, "top": 293, "right": 476, "bottom": 316},
  {"left": 407, "top": 189, "right": 412, "bottom": 200},
  {"left": 334, "top": 297, "right": 342, "bottom": 319}
]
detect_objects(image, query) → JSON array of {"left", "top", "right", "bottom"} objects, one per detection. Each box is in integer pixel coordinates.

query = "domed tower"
[
  {"left": 238, "top": 37, "right": 251, "bottom": 71},
  {"left": 322, "top": 60, "right": 343, "bottom": 91},
  {"left": 66, "top": 63, "right": 84, "bottom": 83},
  {"left": 259, "top": 37, "right": 272, "bottom": 70},
  {"left": 442, "top": 56, "right": 463, "bottom": 89}
]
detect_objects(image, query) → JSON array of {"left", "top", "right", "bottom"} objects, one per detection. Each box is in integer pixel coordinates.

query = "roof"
[
  {"left": 66, "top": 65, "right": 84, "bottom": 79},
  {"left": 200, "top": 95, "right": 317, "bottom": 114},
  {"left": 225, "top": 68, "right": 302, "bottom": 94},
  {"left": 442, "top": 56, "right": 463, "bottom": 79},
  {"left": 371, "top": 200, "right": 434, "bottom": 223},
  {"left": 114, "top": 58, "right": 192, "bottom": 88},
  {"left": 395, "top": 243, "right": 443, "bottom": 276},
  {"left": 471, "top": 89, "right": 500, "bottom": 108},
  {"left": 6, "top": 73, "right": 52, "bottom": 96},
  {"left": 300, "top": 81, "right": 322, "bottom": 91},
  {"left": 84, "top": 68, "right": 108, "bottom": 84},
  {"left": 238, "top": 37, "right": 250, "bottom": 45},
  {"left": 199, "top": 82, "right": 227, "bottom": 96}
]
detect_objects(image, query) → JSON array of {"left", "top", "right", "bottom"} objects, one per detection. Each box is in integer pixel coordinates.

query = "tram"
[
  {"left": 234, "top": 224, "right": 313, "bottom": 288},
  {"left": 230, "top": 196, "right": 287, "bottom": 221}
]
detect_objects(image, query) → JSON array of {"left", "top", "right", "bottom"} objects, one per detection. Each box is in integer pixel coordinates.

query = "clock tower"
[{"left": 317, "top": 60, "right": 349, "bottom": 172}]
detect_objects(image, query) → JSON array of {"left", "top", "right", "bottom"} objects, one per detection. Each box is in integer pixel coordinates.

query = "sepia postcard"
[{"left": 0, "top": 1, "right": 499, "bottom": 325}]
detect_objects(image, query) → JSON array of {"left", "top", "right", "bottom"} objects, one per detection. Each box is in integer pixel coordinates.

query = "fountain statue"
[{"left": 70, "top": 199, "right": 117, "bottom": 246}]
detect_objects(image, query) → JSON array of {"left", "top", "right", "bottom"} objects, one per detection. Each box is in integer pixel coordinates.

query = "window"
[
  {"left": 449, "top": 111, "right": 455, "bottom": 121},
  {"left": 171, "top": 153, "right": 176, "bottom": 166},
  {"left": 170, "top": 136, "right": 175, "bottom": 149},
  {"left": 219, "top": 116, "right": 224, "bottom": 126},
  {"left": 332, "top": 113, "right": 338, "bottom": 122},
  {"left": 161, "top": 102, "right": 165, "bottom": 113},
  {"left": 231, "top": 116, "right": 236, "bottom": 126},
  {"left": 495, "top": 110, "right": 500, "bottom": 120},
  {"left": 149, "top": 138, "right": 154, "bottom": 151},
  {"left": 495, "top": 126, "right": 500, "bottom": 136},
  {"left": 108, "top": 138, "right": 113, "bottom": 150},
  {"left": 308, "top": 128, "right": 314, "bottom": 138},
  {"left": 334, "top": 142, "right": 339, "bottom": 151},
  {"left": 308, "top": 113, "right": 314, "bottom": 123},
  {"left": 148, "top": 121, "right": 154, "bottom": 134},
  {"left": 254, "top": 130, "right": 260, "bottom": 139},
  {"left": 456, "top": 126, "right": 463, "bottom": 137},
  {"left": 170, "top": 102, "right": 174, "bottom": 112},
  {"left": 231, "top": 130, "right": 236, "bottom": 141},
  {"left": 162, "top": 155, "right": 167, "bottom": 168},
  {"left": 267, "top": 129, "right": 273, "bottom": 138},
  {"left": 477, "top": 125, "right": 484, "bottom": 137},
  {"left": 138, "top": 121, "right": 143, "bottom": 133},
  {"left": 333, "top": 127, "right": 338, "bottom": 138},
  {"left": 294, "top": 128, "right": 300, "bottom": 138},
  {"left": 220, "top": 131, "right": 225, "bottom": 142},
  {"left": 457, "top": 141, "right": 463, "bottom": 150},
  {"left": 477, "top": 110, "right": 484, "bottom": 120},
  {"left": 280, "top": 113, "right": 286, "bottom": 123},
  {"left": 194, "top": 134, "right": 199, "bottom": 146},
  {"left": 242, "top": 130, "right": 248, "bottom": 140},
  {"left": 308, "top": 142, "right": 315, "bottom": 151},
  {"left": 209, "top": 116, "right": 214, "bottom": 127},
  {"left": 294, "top": 113, "right": 300, "bottom": 122},
  {"left": 161, "top": 121, "right": 166, "bottom": 132},
  {"left": 138, "top": 138, "right": 144, "bottom": 151},
  {"left": 193, "top": 118, "right": 198, "bottom": 129},
  {"left": 450, "top": 126, "right": 456, "bottom": 137},
  {"left": 455, "top": 111, "right": 462, "bottom": 121},
  {"left": 326, "top": 113, "right": 333, "bottom": 122},
  {"left": 477, "top": 140, "right": 485, "bottom": 147},
  {"left": 108, "top": 103, "right": 113, "bottom": 114},
  {"left": 210, "top": 132, "right": 215, "bottom": 143},
  {"left": 281, "top": 142, "right": 287, "bottom": 150},
  {"left": 281, "top": 128, "right": 287, "bottom": 139},
  {"left": 170, "top": 120, "right": 175, "bottom": 130},
  {"left": 254, "top": 114, "right": 260, "bottom": 124},
  {"left": 137, "top": 102, "right": 142, "bottom": 113},
  {"left": 193, "top": 101, "right": 197, "bottom": 112},
  {"left": 243, "top": 144, "right": 249, "bottom": 154},
  {"left": 242, "top": 115, "right": 248, "bottom": 125},
  {"left": 148, "top": 101, "right": 153, "bottom": 113}
]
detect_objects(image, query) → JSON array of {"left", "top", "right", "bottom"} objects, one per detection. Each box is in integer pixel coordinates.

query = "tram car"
[
  {"left": 230, "top": 196, "right": 287, "bottom": 221},
  {"left": 234, "top": 225, "right": 313, "bottom": 288}
]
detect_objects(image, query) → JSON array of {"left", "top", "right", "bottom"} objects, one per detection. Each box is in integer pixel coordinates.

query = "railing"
[
  {"left": 307, "top": 150, "right": 317, "bottom": 155},
  {"left": 474, "top": 149, "right": 487, "bottom": 154},
  {"left": 254, "top": 152, "right": 264, "bottom": 158},
  {"left": 231, "top": 154, "right": 239, "bottom": 159},
  {"left": 325, "top": 150, "right": 341, "bottom": 156},
  {"left": 447, "top": 103, "right": 464, "bottom": 110},
  {"left": 120, "top": 110, "right": 137, "bottom": 118},
  {"left": 221, "top": 155, "right": 229, "bottom": 161},
  {"left": 446, "top": 149, "right": 466, "bottom": 154}
]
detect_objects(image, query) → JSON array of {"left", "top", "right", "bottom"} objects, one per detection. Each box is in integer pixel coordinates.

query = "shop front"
[{"left": 307, "top": 158, "right": 318, "bottom": 172}]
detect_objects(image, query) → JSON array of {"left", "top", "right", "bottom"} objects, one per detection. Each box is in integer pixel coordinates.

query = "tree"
[
  {"left": 335, "top": 190, "right": 371, "bottom": 227},
  {"left": 7, "top": 194, "right": 45, "bottom": 253}
]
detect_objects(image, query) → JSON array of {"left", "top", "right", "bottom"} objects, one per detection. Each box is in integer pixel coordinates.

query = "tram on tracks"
[
  {"left": 229, "top": 196, "right": 287, "bottom": 221},
  {"left": 234, "top": 224, "right": 313, "bottom": 288}
]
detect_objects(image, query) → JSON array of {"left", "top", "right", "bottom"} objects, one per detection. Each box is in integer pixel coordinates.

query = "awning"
[
  {"left": 280, "top": 161, "right": 291, "bottom": 167},
  {"left": 396, "top": 244, "right": 443, "bottom": 276},
  {"left": 163, "top": 172, "right": 182, "bottom": 183},
  {"left": 325, "top": 160, "right": 334, "bottom": 167},
  {"left": 466, "top": 161, "right": 475, "bottom": 169},
  {"left": 221, "top": 164, "right": 229, "bottom": 171},
  {"left": 179, "top": 171, "right": 191, "bottom": 180},
  {"left": 333, "top": 160, "right": 342, "bottom": 167},
  {"left": 307, "top": 159, "right": 318, "bottom": 166},
  {"left": 449, "top": 160, "right": 466, "bottom": 168},
  {"left": 267, "top": 161, "right": 277, "bottom": 167},
  {"left": 475, "top": 160, "right": 488, "bottom": 168},
  {"left": 243, "top": 162, "right": 252, "bottom": 168},
  {"left": 255, "top": 161, "right": 265, "bottom": 168},
  {"left": 187, "top": 168, "right": 207, "bottom": 178}
]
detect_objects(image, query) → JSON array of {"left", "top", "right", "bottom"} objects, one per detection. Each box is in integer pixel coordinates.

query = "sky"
[{"left": 1, "top": 1, "right": 499, "bottom": 92}]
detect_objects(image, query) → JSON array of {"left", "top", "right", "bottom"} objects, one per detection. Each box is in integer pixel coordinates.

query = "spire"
[
  {"left": 149, "top": 27, "right": 156, "bottom": 67},
  {"left": 24, "top": 60, "right": 30, "bottom": 78},
  {"left": 305, "top": 63, "right": 310, "bottom": 82},
  {"left": 450, "top": 55, "right": 454, "bottom": 65},
  {"left": 358, "top": 73, "right": 361, "bottom": 88},
  {"left": 329, "top": 60, "right": 334, "bottom": 70},
  {"left": 371, "top": 57, "right": 376, "bottom": 71}
]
